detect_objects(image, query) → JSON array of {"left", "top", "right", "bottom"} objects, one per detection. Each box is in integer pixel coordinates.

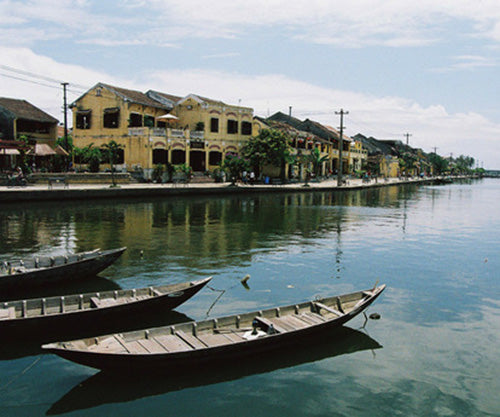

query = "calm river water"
[{"left": 0, "top": 179, "right": 499, "bottom": 416}]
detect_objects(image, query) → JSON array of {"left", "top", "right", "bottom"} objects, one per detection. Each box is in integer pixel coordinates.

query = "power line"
[
  {"left": 0, "top": 64, "right": 90, "bottom": 91},
  {"left": 0, "top": 72, "right": 86, "bottom": 95}
]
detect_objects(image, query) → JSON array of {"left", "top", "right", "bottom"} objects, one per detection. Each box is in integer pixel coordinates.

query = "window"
[
  {"left": 171, "top": 150, "right": 186, "bottom": 164},
  {"left": 227, "top": 119, "right": 238, "bottom": 134},
  {"left": 144, "top": 115, "right": 155, "bottom": 127},
  {"left": 241, "top": 121, "right": 252, "bottom": 135},
  {"left": 75, "top": 111, "right": 91, "bottom": 129},
  {"left": 210, "top": 118, "right": 219, "bottom": 133},
  {"left": 209, "top": 151, "right": 222, "bottom": 165},
  {"left": 101, "top": 148, "right": 124, "bottom": 164},
  {"left": 157, "top": 121, "right": 166, "bottom": 128},
  {"left": 153, "top": 149, "right": 168, "bottom": 164},
  {"left": 128, "top": 113, "right": 142, "bottom": 127},
  {"left": 103, "top": 108, "right": 120, "bottom": 128}
]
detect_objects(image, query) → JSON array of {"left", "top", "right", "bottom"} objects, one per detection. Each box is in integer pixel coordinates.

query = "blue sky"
[{"left": 1, "top": 0, "right": 499, "bottom": 168}]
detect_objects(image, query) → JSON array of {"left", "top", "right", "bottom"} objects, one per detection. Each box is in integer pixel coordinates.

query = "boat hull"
[
  {"left": 0, "top": 247, "right": 126, "bottom": 290},
  {"left": 0, "top": 277, "right": 211, "bottom": 342}
]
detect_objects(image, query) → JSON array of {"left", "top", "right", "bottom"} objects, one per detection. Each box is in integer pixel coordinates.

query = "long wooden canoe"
[
  {"left": 0, "top": 277, "right": 212, "bottom": 340},
  {"left": 0, "top": 247, "right": 126, "bottom": 290},
  {"left": 43, "top": 284, "right": 385, "bottom": 372},
  {"left": 47, "top": 327, "right": 381, "bottom": 415}
]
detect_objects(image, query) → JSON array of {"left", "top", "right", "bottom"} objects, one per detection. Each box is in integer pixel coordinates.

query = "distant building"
[{"left": 0, "top": 97, "right": 58, "bottom": 145}]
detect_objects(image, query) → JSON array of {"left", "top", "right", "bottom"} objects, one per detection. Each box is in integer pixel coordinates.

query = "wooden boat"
[
  {"left": 47, "top": 327, "right": 381, "bottom": 415},
  {"left": 0, "top": 247, "right": 126, "bottom": 290},
  {"left": 43, "top": 284, "right": 385, "bottom": 372},
  {"left": 0, "top": 277, "right": 212, "bottom": 341}
]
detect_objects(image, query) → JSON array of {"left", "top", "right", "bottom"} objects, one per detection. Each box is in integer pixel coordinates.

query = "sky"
[{"left": 1, "top": 0, "right": 499, "bottom": 168}]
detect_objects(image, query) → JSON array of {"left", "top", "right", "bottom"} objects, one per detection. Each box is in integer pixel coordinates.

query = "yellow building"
[
  {"left": 349, "top": 140, "right": 368, "bottom": 172},
  {"left": 71, "top": 83, "right": 254, "bottom": 177},
  {"left": 379, "top": 155, "right": 400, "bottom": 177}
]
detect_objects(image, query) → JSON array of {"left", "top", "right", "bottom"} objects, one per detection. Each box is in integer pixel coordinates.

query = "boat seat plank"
[
  {"left": 175, "top": 330, "right": 207, "bottom": 349},
  {"left": 314, "top": 302, "right": 344, "bottom": 317},
  {"left": 0, "top": 306, "right": 16, "bottom": 320},
  {"left": 196, "top": 333, "right": 232, "bottom": 347},
  {"left": 253, "top": 316, "right": 287, "bottom": 333},
  {"left": 137, "top": 338, "right": 167, "bottom": 354},
  {"left": 94, "top": 298, "right": 119, "bottom": 308},
  {"left": 155, "top": 334, "right": 194, "bottom": 352},
  {"left": 90, "top": 297, "right": 101, "bottom": 308}
]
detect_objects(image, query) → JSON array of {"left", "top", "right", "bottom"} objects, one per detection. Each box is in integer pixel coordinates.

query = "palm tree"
[
  {"left": 306, "top": 147, "right": 329, "bottom": 178},
  {"left": 101, "top": 140, "right": 124, "bottom": 187}
]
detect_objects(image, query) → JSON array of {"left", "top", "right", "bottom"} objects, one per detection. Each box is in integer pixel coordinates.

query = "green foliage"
[
  {"left": 174, "top": 163, "right": 193, "bottom": 178},
  {"left": 222, "top": 153, "right": 249, "bottom": 185},
  {"left": 241, "top": 128, "right": 292, "bottom": 178},
  {"left": 56, "top": 135, "right": 73, "bottom": 153},
  {"left": 101, "top": 140, "right": 124, "bottom": 186},
  {"left": 453, "top": 155, "right": 475, "bottom": 173},
  {"left": 429, "top": 153, "right": 449, "bottom": 175},
  {"left": 88, "top": 148, "right": 101, "bottom": 172},
  {"left": 152, "top": 164, "right": 164, "bottom": 183},
  {"left": 399, "top": 152, "right": 418, "bottom": 176},
  {"left": 304, "top": 147, "right": 329, "bottom": 177}
]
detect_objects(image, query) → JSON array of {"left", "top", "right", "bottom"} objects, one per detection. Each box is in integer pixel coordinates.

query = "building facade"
[{"left": 71, "top": 83, "right": 254, "bottom": 177}]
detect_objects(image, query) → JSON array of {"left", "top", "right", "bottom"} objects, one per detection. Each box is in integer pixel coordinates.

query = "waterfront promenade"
[{"left": 0, "top": 176, "right": 447, "bottom": 203}]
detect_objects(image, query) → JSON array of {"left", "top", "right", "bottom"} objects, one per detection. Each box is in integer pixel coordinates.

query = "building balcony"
[{"left": 190, "top": 131, "right": 205, "bottom": 140}]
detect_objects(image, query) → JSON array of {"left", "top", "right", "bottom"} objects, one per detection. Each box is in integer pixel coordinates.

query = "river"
[{"left": 0, "top": 179, "right": 498, "bottom": 416}]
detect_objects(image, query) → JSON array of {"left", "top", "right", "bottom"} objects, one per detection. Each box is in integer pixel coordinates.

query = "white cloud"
[
  {"left": 2, "top": 0, "right": 500, "bottom": 48},
  {"left": 432, "top": 55, "right": 498, "bottom": 72},
  {"left": 1, "top": 47, "right": 499, "bottom": 168}
]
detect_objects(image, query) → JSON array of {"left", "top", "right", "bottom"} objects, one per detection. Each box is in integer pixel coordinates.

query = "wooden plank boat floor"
[
  {"left": 215, "top": 330, "right": 247, "bottom": 343},
  {"left": 277, "top": 315, "right": 310, "bottom": 330},
  {"left": 136, "top": 338, "right": 167, "bottom": 354},
  {"left": 296, "top": 312, "right": 326, "bottom": 325},
  {"left": 153, "top": 334, "right": 193, "bottom": 352},
  {"left": 175, "top": 331, "right": 207, "bottom": 349},
  {"left": 196, "top": 332, "right": 232, "bottom": 347},
  {"left": 88, "top": 336, "right": 127, "bottom": 354}
]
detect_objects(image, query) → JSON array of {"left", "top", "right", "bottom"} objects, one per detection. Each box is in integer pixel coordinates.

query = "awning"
[
  {"left": 0, "top": 148, "right": 19, "bottom": 155},
  {"left": 54, "top": 145, "right": 69, "bottom": 156},
  {"left": 156, "top": 113, "right": 178, "bottom": 120},
  {"left": 29, "top": 143, "right": 57, "bottom": 156}
]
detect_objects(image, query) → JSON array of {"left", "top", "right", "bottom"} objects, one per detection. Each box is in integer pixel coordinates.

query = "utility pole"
[
  {"left": 61, "top": 82, "right": 69, "bottom": 150},
  {"left": 336, "top": 109, "right": 349, "bottom": 186},
  {"left": 404, "top": 132, "right": 412, "bottom": 147},
  {"left": 432, "top": 147, "right": 438, "bottom": 154}
]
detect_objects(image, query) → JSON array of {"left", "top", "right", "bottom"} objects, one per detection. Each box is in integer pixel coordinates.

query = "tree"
[
  {"left": 222, "top": 153, "right": 249, "bottom": 185},
  {"left": 305, "top": 147, "right": 329, "bottom": 178},
  {"left": 399, "top": 152, "right": 418, "bottom": 177},
  {"left": 101, "top": 140, "right": 124, "bottom": 186},
  {"left": 429, "top": 153, "right": 449, "bottom": 175},
  {"left": 241, "top": 128, "right": 292, "bottom": 180}
]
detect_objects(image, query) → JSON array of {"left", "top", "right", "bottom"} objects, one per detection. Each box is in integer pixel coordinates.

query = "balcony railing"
[
  {"left": 170, "top": 129, "right": 185, "bottom": 138},
  {"left": 190, "top": 131, "right": 205, "bottom": 140}
]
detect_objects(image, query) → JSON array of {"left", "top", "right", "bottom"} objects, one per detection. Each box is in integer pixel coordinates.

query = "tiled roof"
[
  {"left": 0, "top": 97, "right": 58, "bottom": 123},
  {"left": 99, "top": 84, "right": 171, "bottom": 110},
  {"left": 146, "top": 90, "right": 183, "bottom": 105}
]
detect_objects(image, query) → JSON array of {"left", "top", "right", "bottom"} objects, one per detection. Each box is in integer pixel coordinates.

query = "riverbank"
[{"left": 0, "top": 176, "right": 464, "bottom": 203}]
